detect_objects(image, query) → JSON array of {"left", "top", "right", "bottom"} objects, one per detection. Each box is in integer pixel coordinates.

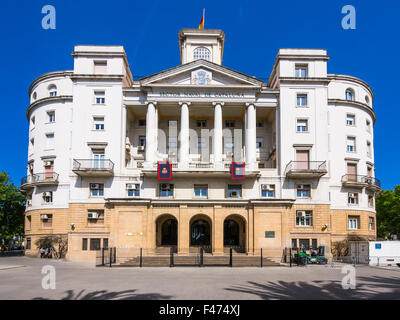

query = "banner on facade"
[
  {"left": 231, "top": 162, "right": 245, "bottom": 179},
  {"left": 158, "top": 162, "right": 172, "bottom": 180}
]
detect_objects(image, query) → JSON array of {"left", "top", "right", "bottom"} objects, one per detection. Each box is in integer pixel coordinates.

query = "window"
[
  {"left": 42, "top": 191, "right": 53, "bottom": 204},
  {"left": 32, "top": 92, "right": 37, "bottom": 100},
  {"left": 93, "top": 117, "right": 105, "bottom": 130},
  {"left": 45, "top": 133, "right": 55, "bottom": 149},
  {"left": 90, "top": 238, "right": 101, "bottom": 251},
  {"left": 291, "top": 239, "right": 298, "bottom": 249},
  {"left": 31, "top": 116, "right": 35, "bottom": 129},
  {"left": 366, "top": 120, "right": 371, "bottom": 133},
  {"left": 256, "top": 137, "right": 263, "bottom": 148},
  {"left": 193, "top": 47, "right": 211, "bottom": 61},
  {"left": 348, "top": 192, "right": 359, "bottom": 205},
  {"left": 196, "top": 120, "right": 207, "bottom": 128},
  {"left": 94, "top": 91, "right": 105, "bottom": 104},
  {"left": 346, "top": 137, "right": 356, "bottom": 152},
  {"left": 296, "top": 210, "right": 312, "bottom": 227},
  {"left": 297, "top": 184, "right": 311, "bottom": 198},
  {"left": 299, "top": 239, "right": 310, "bottom": 249},
  {"left": 27, "top": 215, "right": 31, "bottom": 229},
  {"left": 41, "top": 214, "right": 53, "bottom": 228},
  {"left": 225, "top": 120, "right": 235, "bottom": 128},
  {"left": 103, "top": 239, "right": 109, "bottom": 250},
  {"left": 168, "top": 120, "right": 177, "bottom": 127},
  {"left": 311, "top": 239, "right": 318, "bottom": 250},
  {"left": 224, "top": 137, "right": 234, "bottom": 148},
  {"left": 256, "top": 120, "right": 264, "bottom": 127},
  {"left": 48, "top": 85, "right": 57, "bottom": 97},
  {"left": 296, "top": 94, "right": 307, "bottom": 107},
  {"left": 227, "top": 184, "right": 242, "bottom": 198},
  {"left": 87, "top": 210, "right": 104, "bottom": 225},
  {"left": 138, "top": 119, "right": 146, "bottom": 126},
  {"left": 368, "top": 194, "right": 374, "bottom": 208},
  {"left": 367, "top": 141, "right": 372, "bottom": 158},
  {"left": 139, "top": 136, "right": 146, "bottom": 147},
  {"left": 346, "top": 89, "right": 354, "bottom": 101},
  {"left": 92, "top": 150, "right": 105, "bottom": 168},
  {"left": 94, "top": 60, "right": 107, "bottom": 74},
  {"left": 26, "top": 237, "right": 31, "bottom": 250},
  {"left": 127, "top": 183, "right": 140, "bottom": 197},
  {"left": 29, "top": 138, "right": 35, "bottom": 153},
  {"left": 159, "top": 183, "right": 174, "bottom": 197},
  {"left": 168, "top": 137, "right": 177, "bottom": 148},
  {"left": 296, "top": 119, "right": 308, "bottom": 132},
  {"left": 295, "top": 65, "right": 308, "bottom": 78},
  {"left": 365, "top": 96, "right": 370, "bottom": 105},
  {"left": 194, "top": 184, "right": 208, "bottom": 198},
  {"left": 369, "top": 217, "right": 375, "bottom": 231},
  {"left": 90, "top": 183, "right": 104, "bottom": 197},
  {"left": 348, "top": 216, "right": 359, "bottom": 230},
  {"left": 261, "top": 184, "right": 275, "bottom": 198},
  {"left": 82, "top": 238, "right": 88, "bottom": 251},
  {"left": 346, "top": 114, "right": 355, "bottom": 126}
]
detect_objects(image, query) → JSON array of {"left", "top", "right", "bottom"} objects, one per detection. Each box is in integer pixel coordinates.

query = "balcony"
[
  {"left": 285, "top": 161, "right": 327, "bottom": 179},
  {"left": 72, "top": 159, "right": 114, "bottom": 177},
  {"left": 341, "top": 174, "right": 381, "bottom": 190},
  {"left": 20, "top": 172, "right": 59, "bottom": 191}
]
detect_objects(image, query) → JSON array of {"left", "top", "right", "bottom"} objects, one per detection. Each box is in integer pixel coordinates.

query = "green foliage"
[
  {"left": 331, "top": 235, "right": 367, "bottom": 257},
  {"left": 35, "top": 235, "right": 68, "bottom": 258},
  {"left": 376, "top": 186, "right": 400, "bottom": 239},
  {"left": 0, "top": 171, "right": 25, "bottom": 239}
]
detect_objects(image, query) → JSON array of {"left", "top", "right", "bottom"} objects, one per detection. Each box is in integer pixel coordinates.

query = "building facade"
[{"left": 22, "top": 29, "right": 379, "bottom": 262}]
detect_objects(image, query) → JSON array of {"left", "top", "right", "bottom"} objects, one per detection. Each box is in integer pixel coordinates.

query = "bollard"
[
  {"left": 109, "top": 248, "right": 112, "bottom": 268},
  {"left": 101, "top": 248, "right": 105, "bottom": 266},
  {"left": 260, "top": 248, "right": 263, "bottom": 268},
  {"left": 139, "top": 248, "right": 143, "bottom": 268},
  {"left": 199, "top": 248, "right": 203, "bottom": 267},
  {"left": 289, "top": 248, "right": 292, "bottom": 267},
  {"left": 170, "top": 247, "right": 174, "bottom": 267},
  {"left": 229, "top": 248, "right": 233, "bottom": 267}
]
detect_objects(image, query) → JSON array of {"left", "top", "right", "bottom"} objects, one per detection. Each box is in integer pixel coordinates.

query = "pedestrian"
[{"left": 40, "top": 247, "right": 44, "bottom": 258}]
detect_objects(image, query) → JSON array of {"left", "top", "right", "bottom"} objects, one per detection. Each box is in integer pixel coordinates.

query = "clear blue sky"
[{"left": 0, "top": 0, "right": 398, "bottom": 189}]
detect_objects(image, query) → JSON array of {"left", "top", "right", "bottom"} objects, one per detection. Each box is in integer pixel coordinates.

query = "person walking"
[{"left": 39, "top": 247, "right": 44, "bottom": 258}]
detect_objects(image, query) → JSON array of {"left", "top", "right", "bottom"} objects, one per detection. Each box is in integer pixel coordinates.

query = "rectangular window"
[
  {"left": 225, "top": 120, "right": 235, "bottom": 128},
  {"left": 297, "top": 184, "right": 311, "bottom": 198},
  {"left": 299, "top": 239, "right": 310, "bottom": 250},
  {"left": 224, "top": 137, "right": 234, "bottom": 148},
  {"left": 26, "top": 237, "right": 31, "bottom": 250},
  {"left": 94, "top": 91, "right": 105, "bottom": 104},
  {"left": 348, "top": 216, "right": 359, "bottom": 230},
  {"left": 90, "top": 183, "right": 104, "bottom": 197},
  {"left": 368, "top": 194, "right": 374, "bottom": 208},
  {"left": 256, "top": 137, "right": 263, "bottom": 148},
  {"left": 366, "top": 120, "right": 371, "bottom": 133},
  {"left": 227, "top": 184, "right": 242, "bottom": 198},
  {"left": 27, "top": 215, "right": 31, "bottom": 229},
  {"left": 194, "top": 184, "right": 208, "bottom": 198},
  {"left": 168, "top": 120, "right": 177, "bottom": 127},
  {"left": 296, "top": 94, "right": 307, "bottom": 107},
  {"left": 312, "top": 239, "right": 318, "bottom": 250},
  {"left": 296, "top": 210, "right": 312, "bottom": 227},
  {"left": 47, "top": 111, "right": 56, "bottom": 123},
  {"left": 256, "top": 120, "right": 264, "bottom": 127},
  {"left": 261, "top": 184, "right": 275, "bottom": 198},
  {"left": 41, "top": 214, "right": 53, "bottom": 228},
  {"left": 82, "top": 238, "right": 88, "bottom": 251},
  {"left": 296, "top": 119, "right": 308, "bottom": 132},
  {"left": 92, "top": 150, "right": 105, "bottom": 169},
  {"left": 103, "top": 239, "right": 109, "bottom": 250},
  {"left": 295, "top": 65, "right": 308, "bottom": 78},
  {"left": 348, "top": 192, "right": 359, "bottom": 205},
  {"left": 45, "top": 133, "right": 55, "bottom": 149},
  {"left": 31, "top": 116, "right": 35, "bottom": 129},
  {"left": 291, "top": 239, "right": 297, "bottom": 249},
  {"left": 94, "top": 60, "right": 107, "bottom": 74},
  {"left": 367, "top": 141, "right": 372, "bottom": 158},
  {"left": 346, "top": 114, "right": 355, "bottom": 126},
  {"left": 159, "top": 183, "right": 174, "bottom": 197},
  {"left": 197, "top": 137, "right": 206, "bottom": 149},
  {"left": 90, "top": 238, "right": 101, "bottom": 251},
  {"left": 196, "top": 120, "right": 207, "bottom": 128},
  {"left": 369, "top": 217, "right": 375, "bottom": 231},
  {"left": 87, "top": 210, "right": 105, "bottom": 225},
  {"left": 93, "top": 117, "right": 105, "bottom": 130},
  {"left": 138, "top": 119, "right": 146, "bottom": 127},
  {"left": 168, "top": 137, "right": 177, "bottom": 148},
  {"left": 127, "top": 184, "right": 140, "bottom": 197},
  {"left": 139, "top": 136, "right": 146, "bottom": 147},
  {"left": 346, "top": 137, "right": 356, "bottom": 152}
]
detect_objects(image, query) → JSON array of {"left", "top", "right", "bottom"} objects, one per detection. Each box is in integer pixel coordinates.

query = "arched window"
[
  {"left": 365, "top": 95, "right": 370, "bottom": 105},
  {"left": 32, "top": 92, "right": 37, "bottom": 100},
  {"left": 48, "top": 85, "right": 57, "bottom": 97},
  {"left": 193, "top": 47, "right": 211, "bottom": 61},
  {"left": 345, "top": 88, "right": 354, "bottom": 101}
]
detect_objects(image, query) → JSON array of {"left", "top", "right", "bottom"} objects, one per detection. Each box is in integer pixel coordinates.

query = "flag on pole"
[{"left": 198, "top": 9, "right": 205, "bottom": 30}]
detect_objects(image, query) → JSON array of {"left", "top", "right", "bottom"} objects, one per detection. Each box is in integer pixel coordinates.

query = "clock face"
[{"left": 192, "top": 69, "right": 211, "bottom": 85}]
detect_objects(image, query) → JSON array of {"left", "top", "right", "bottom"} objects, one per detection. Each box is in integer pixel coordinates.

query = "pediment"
[{"left": 140, "top": 59, "right": 264, "bottom": 87}]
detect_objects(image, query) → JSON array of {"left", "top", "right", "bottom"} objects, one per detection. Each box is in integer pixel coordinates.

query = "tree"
[
  {"left": 376, "top": 186, "right": 400, "bottom": 239},
  {"left": 0, "top": 171, "right": 25, "bottom": 239},
  {"left": 35, "top": 236, "right": 68, "bottom": 258}
]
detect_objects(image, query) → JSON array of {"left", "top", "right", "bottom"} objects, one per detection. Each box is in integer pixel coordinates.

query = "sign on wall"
[
  {"left": 231, "top": 162, "right": 245, "bottom": 179},
  {"left": 158, "top": 162, "right": 172, "bottom": 180}
]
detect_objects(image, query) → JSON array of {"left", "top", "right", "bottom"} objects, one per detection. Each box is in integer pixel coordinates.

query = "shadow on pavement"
[{"left": 33, "top": 289, "right": 172, "bottom": 300}]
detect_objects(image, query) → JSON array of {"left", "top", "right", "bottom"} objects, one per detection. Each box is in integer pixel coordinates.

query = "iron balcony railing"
[
  {"left": 341, "top": 174, "right": 381, "bottom": 188},
  {"left": 284, "top": 161, "right": 327, "bottom": 175},
  {"left": 21, "top": 172, "right": 59, "bottom": 186},
  {"left": 73, "top": 159, "right": 114, "bottom": 171}
]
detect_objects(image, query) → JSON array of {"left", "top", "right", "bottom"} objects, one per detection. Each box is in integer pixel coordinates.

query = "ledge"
[
  {"left": 26, "top": 95, "right": 73, "bottom": 120},
  {"left": 328, "top": 98, "right": 376, "bottom": 124}
]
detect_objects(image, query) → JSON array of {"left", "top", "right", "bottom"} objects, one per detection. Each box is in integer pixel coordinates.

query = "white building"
[{"left": 22, "top": 28, "right": 379, "bottom": 262}]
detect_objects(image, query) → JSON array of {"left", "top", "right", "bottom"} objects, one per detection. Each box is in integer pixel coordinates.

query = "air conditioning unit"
[
  {"left": 43, "top": 192, "right": 52, "bottom": 197},
  {"left": 90, "top": 183, "right": 100, "bottom": 189},
  {"left": 88, "top": 212, "right": 99, "bottom": 219},
  {"left": 297, "top": 184, "right": 305, "bottom": 189},
  {"left": 262, "top": 184, "right": 273, "bottom": 191},
  {"left": 126, "top": 183, "right": 138, "bottom": 190},
  {"left": 137, "top": 146, "right": 145, "bottom": 151},
  {"left": 27, "top": 200, "right": 32, "bottom": 206},
  {"left": 161, "top": 183, "right": 171, "bottom": 190},
  {"left": 40, "top": 214, "right": 48, "bottom": 219},
  {"left": 44, "top": 161, "right": 53, "bottom": 167},
  {"left": 297, "top": 211, "right": 306, "bottom": 217},
  {"left": 230, "top": 191, "right": 239, "bottom": 198}
]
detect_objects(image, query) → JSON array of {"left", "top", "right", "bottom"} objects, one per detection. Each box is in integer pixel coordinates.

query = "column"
[
  {"left": 179, "top": 102, "right": 190, "bottom": 166},
  {"left": 245, "top": 103, "right": 256, "bottom": 170},
  {"left": 145, "top": 102, "right": 156, "bottom": 165},
  {"left": 213, "top": 102, "right": 223, "bottom": 168}
]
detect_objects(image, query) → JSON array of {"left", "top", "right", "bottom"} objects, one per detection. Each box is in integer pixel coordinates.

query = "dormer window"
[{"left": 193, "top": 47, "right": 211, "bottom": 61}]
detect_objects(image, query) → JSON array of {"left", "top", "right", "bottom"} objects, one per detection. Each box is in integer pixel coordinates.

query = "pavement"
[{"left": 0, "top": 256, "right": 399, "bottom": 300}]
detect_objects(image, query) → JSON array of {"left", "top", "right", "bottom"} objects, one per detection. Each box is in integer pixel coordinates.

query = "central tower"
[{"left": 178, "top": 29, "right": 225, "bottom": 65}]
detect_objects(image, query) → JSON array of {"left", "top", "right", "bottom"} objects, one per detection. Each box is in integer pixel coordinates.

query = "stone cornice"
[
  {"left": 70, "top": 74, "right": 124, "bottom": 81},
  {"left": 279, "top": 77, "right": 331, "bottom": 84},
  {"left": 26, "top": 95, "right": 73, "bottom": 120},
  {"left": 328, "top": 98, "right": 376, "bottom": 124},
  {"left": 29, "top": 71, "right": 73, "bottom": 96}
]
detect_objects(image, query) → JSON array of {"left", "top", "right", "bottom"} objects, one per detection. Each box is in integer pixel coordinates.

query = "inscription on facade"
[{"left": 159, "top": 91, "right": 246, "bottom": 98}]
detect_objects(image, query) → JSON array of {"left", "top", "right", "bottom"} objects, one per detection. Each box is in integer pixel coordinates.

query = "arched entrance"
[
  {"left": 156, "top": 215, "right": 178, "bottom": 248},
  {"left": 190, "top": 215, "right": 212, "bottom": 252},
  {"left": 224, "top": 215, "right": 246, "bottom": 253}
]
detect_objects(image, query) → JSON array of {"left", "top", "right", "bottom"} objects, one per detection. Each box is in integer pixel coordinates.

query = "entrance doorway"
[
  {"left": 223, "top": 215, "right": 246, "bottom": 252},
  {"left": 190, "top": 218, "right": 211, "bottom": 246},
  {"left": 156, "top": 215, "right": 178, "bottom": 248}
]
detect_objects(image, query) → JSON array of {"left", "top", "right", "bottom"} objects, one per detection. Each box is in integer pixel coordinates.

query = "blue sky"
[{"left": 0, "top": 0, "right": 398, "bottom": 189}]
